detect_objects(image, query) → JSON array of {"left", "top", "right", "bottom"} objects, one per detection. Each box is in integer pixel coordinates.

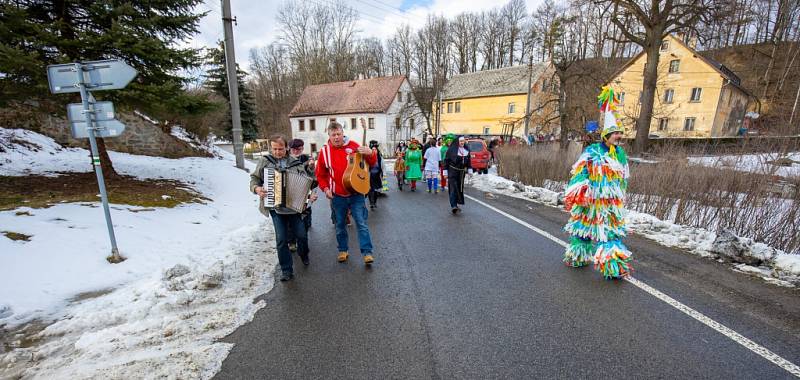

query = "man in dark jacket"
[{"left": 250, "top": 135, "right": 317, "bottom": 281}]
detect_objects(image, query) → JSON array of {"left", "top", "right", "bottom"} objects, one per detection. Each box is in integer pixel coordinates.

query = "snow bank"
[
  {"left": 0, "top": 127, "right": 280, "bottom": 378},
  {"left": 688, "top": 151, "right": 800, "bottom": 178},
  {"left": 467, "top": 168, "right": 800, "bottom": 287},
  {"left": 0, "top": 128, "right": 93, "bottom": 176}
]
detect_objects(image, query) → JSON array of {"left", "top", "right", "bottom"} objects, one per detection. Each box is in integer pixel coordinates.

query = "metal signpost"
[{"left": 47, "top": 59, "right": 138, "bottom": 263}]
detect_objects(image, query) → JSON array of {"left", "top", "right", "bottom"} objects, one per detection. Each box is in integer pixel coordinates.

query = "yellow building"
[
  {"left": 606, "top": 34, "right": 753, "bottom": 138},
  {"left": 433, "top": 65, "right": 549, "bottom": 138}
]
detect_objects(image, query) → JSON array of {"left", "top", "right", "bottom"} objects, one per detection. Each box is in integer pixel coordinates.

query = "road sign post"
[{"left": 47, "top": 60, "right": 138, "bottom": 264}]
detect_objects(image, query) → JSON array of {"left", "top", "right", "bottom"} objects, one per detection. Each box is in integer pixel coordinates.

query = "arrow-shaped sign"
[{"left": 47, "top": 59, "right": 137, "bottom": 94}]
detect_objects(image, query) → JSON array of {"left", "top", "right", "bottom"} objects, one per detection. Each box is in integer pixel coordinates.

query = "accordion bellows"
[{"left": 261, "top": 168, "right": 314, "bottom": 214}]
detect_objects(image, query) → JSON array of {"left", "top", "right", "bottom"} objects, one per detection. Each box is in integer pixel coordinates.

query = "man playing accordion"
[{"left": 250, "top": 135, "right": 318, "bottom": 282}]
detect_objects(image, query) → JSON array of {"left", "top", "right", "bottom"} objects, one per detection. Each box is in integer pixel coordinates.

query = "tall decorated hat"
[{"left": 597, "top": 86, "right": 624, "bottom": 137}]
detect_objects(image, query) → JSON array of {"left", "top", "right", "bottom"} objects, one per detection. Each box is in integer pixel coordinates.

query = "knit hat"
[
  {"left": 444, "top": 133, "right": 455, "bottom": 143},
  {"left": 288, "top": 138, "right": 304, "bottom": 149}
]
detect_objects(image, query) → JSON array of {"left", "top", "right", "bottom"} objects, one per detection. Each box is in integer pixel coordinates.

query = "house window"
[
  {"left": 483, "top": 127, "right": 491, "bottom": 135},
  {"left": 310, "top": 119, "right": 316, "bottom": 131},
  {"left": 310, "top": 143, "right": 318, "bottom": 153},
  {"left": 684, "top": 117, "right": 696, "bottom": 131},
  {"left": 508, "top": 102, "right": 516, "bottom": 114},
  {"left": 455, "top": 102, "right": 461, "bottom": 113},
  {"left": 663, "top": 89, "right": 674, "bottom": 104},
  {"left": 669, "top": 59, "right": 680, "bottom": 73},
  {"left": 658, "top": 118, "right": 669, "bottom": 131},
  {"left": 619, "top": 92, "right": 626, "bottom": 104},
  {"left": 395, "top": 117, "right": 401, "bottom": 129},
  {"left": 368, "top": 118, "right": 375, "bottom": 130},
  {"left": 542, "top": 79, "right": 548, "bottom": 90},
  {"left": 447, "top": 102, "right": 453, "bottom": 113},
  {"left": 660, "top": 41, "right": 669, "bottom": 51},
  {"left": 397, "top": 92, "right": 403, "bottom": 102},
  {"left": 299, "top": 120, "right": 305, "bottom": 131},
  {"left": 638, "top": 91, "right": 643, "bottom": 104},
  {"left": 409, "top": 118, "right": 414, "bottom": 129},
  {"left": 350, "top": 118, "right": 357, "bottom": 130},
  {"left": 690, "top": 88, "right": 702, "bottom": 102}
]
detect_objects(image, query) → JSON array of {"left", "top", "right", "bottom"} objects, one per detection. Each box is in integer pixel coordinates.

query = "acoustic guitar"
[{"left": 342, "top": 117, "right": 372, "bottom": 195}]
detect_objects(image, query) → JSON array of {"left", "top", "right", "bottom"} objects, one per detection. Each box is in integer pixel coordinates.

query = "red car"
[{"left": 466, "top": 138, "right": 491, "bottom": 174}]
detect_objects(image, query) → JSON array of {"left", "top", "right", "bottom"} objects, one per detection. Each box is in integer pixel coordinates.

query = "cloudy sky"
[{"left": 186, "top": 0, "right": 545, "bottom": 71}]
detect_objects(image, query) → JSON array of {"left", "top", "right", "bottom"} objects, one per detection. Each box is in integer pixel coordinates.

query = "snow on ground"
[
  {"left": 688, "top": 151, "right": 800, "bottom": 178},
  {"left": 0, "top": 128, "right": 279, "bottom": 378},
  {"left": 467, "top": 167, "right": 800, "bottom": 287}
]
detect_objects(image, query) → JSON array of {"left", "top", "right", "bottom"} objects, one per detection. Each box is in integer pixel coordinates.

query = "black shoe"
[
  {"left": 300, "top": 254, "right": 310, "bottom": 266},
  {"left": 451, "top": 207, "right": 458, "bottom": 214},
  {"left": 369, "top": 204, "right": 376, "bottom": 209},
  {"left": 280, "top": 272, "right": 294, "bottom": 282}
]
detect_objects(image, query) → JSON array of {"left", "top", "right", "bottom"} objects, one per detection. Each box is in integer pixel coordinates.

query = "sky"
[{"left": 185, "top": 0, "right": 545, "bottom": 73}]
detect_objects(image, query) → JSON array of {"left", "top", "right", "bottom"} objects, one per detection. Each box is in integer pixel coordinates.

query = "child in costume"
[
  {"left": 404, "top": 139, "right": 423, "bottom": 191},
  {"left": 394, "top": 153, "right": 406, "bottom": 191},
  {"left": 563, "top": 87, "right": 633, "bottom": 279}
]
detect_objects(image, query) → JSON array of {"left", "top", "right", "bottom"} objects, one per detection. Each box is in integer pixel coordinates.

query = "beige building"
[
  {"left": 606, "top": 34, "right": 753, "bottom": 138},
  {"left": 433, "top": 65, "right": 552, "bottom": 139}
]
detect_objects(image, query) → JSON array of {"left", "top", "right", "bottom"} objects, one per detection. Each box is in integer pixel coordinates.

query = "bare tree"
[{"left": 606, "top": 0, "right": 711, "bottom": 152}]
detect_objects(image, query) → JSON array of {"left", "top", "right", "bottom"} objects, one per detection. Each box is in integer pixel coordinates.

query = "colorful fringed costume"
[{"left": 563, "top": 87, "right": 633, "bottom": 279}]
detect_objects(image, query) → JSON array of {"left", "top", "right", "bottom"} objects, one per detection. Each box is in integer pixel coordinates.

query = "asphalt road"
[{"left": 216, "top": 177, "right": 800, "bottom": 379}]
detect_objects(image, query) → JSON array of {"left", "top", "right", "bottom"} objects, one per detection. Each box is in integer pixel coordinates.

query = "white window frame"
[
  {"left": 508, "top": 102, "right": 516, "bottom": 114},
  {"left": 669, "top": 59, "right": 680, "bottom": 73},
  {"left": 663, "top": 89, "right": 674, "bottom": 104},
  {"left": 658, "top": 118, "right": 669, "bottom": 131},
  {"left": 661, "top": 40, "right": 670, "bottom": 51},
  {"left": 684, "top": 117, "right": 696, "bottom": 131},
  {"left": 690, "top": 88, "right": 702, "bottom": 102}
]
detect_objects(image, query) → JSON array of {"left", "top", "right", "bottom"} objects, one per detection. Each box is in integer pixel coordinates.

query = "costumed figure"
[
  {"left": 394, "top": 153, "right": 406, "bottom": 191},
  {"left": 368, "top": 140, "right": 384, "bottom": 209},
  {"left": 444, "top": 136, "right": 472, "bottom": 214},
  {"left": 563, "top": 87, "right": 633, "bottom": 279},
  {"left": 423, "top": 141, "right": 442, "bottom": 193},
  {"left": 404, "top": 139, "right": 423, "bottom": 191},
  {"left": 439, "top": 133, "right": 454, "bottom": 190}
]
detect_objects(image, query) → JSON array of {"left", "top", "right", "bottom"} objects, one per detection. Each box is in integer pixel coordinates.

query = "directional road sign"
[
  {"left": 47, "top": 59, "right": 138, "bottom": 94},
  {"left": 67, "top": 102, "right": 125, "bottom": 139}
]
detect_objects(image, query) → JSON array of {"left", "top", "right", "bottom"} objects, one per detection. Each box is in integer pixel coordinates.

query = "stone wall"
[{"left": 0, "top": 108, "right": 209, "bottom": 158}]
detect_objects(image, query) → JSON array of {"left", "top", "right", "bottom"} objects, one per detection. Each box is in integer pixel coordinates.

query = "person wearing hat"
[
  {"left": 440, "top": 133, "right": 455, "bottom": 190},
  {"left": 444, "top": 135, "right": 472, "bottom": 214},
  {"left": 562, "top": 87, "right": 632, "bottom": 279},
  {"left": 287, "top": 138, "right": 317, "bottom": 251},
  {"left": 404, "top": 138, "right": 423, "bottom": 191}
]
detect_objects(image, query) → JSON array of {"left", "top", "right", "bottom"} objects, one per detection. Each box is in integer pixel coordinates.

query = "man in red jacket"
[{"left": 315, "top": 121, "right": 378, "bottom": 266}]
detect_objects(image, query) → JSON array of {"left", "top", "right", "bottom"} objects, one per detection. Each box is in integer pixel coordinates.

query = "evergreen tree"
[
  {"left": 0, "top": 0, "right": 211, "bottom": 177},
  {"left": 204, "top": 42, "right": 259, "bottom": 142}
]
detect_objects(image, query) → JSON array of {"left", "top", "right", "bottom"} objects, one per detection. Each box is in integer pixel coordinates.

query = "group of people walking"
[
  {"left": 393, "top": 134, "right": 472, "bottom": 213},
  {"left": 251, "top": 87, "right": 634, "bottom": 282}
]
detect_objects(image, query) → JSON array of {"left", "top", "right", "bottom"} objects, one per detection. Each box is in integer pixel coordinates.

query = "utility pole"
[
  {"left": 221, "top": 0, "right": 245, "bottom": 169},
  {"left": 523, "top": 56, "right": 533, "bottom": 139}
]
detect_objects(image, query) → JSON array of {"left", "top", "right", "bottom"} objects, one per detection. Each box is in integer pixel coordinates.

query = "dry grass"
[
  {"left": 496, "top": 142, "right": 800, "bottom": 254},
  {"left": 0, "top": 173, "right": 208, "bottom": 211}
]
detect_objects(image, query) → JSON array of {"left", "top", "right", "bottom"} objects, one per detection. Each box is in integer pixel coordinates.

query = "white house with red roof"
[{"left": 288, "top": 76, "right": 424, "bottom": 155}]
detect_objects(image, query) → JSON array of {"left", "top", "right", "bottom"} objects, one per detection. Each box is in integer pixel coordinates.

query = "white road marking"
[{"left": 465, "top": 194, "right": 800, "bottom": 378}]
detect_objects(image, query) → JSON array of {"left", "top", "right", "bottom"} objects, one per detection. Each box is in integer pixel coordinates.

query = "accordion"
[{"left": 262, "top": 168, "right": 315, "bottom": 213}]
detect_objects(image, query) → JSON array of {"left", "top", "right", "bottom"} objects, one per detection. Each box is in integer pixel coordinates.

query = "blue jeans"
[
  {"left": 331, "top": 194, "right": 373, "bottom": 255},
  {"left": 269, "top": 210, "right": 308, "bottom": 274}
]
